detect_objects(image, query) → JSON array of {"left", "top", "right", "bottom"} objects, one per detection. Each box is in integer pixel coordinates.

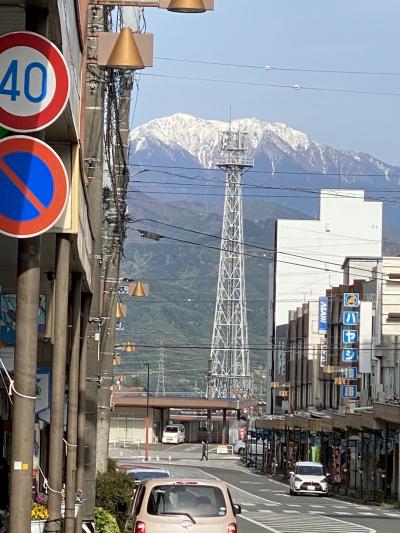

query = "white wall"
[{"left": 275, "top": 190, "right": 382, "bottom": 327}]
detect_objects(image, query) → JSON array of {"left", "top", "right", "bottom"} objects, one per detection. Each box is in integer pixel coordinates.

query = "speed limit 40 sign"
[{"left": 0, "top": 31, "right": 70, "bottom": 132}]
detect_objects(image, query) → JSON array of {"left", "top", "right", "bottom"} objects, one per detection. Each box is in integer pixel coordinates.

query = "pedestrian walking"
[{"left": 200, "top": 440, "right": 208, "bottom": 461}]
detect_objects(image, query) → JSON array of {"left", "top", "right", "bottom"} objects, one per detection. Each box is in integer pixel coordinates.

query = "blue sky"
[{"left": 133, "top": 0, "right": 400, "bottom": 165}]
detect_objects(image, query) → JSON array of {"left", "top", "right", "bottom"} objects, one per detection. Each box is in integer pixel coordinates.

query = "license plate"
[{"left": 308, "top": 486, "right": 315, "bottom": 491}]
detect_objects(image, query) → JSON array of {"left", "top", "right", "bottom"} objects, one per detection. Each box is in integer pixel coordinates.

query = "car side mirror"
[
  {"left": 326, "top": 473, "right": 331, "bottom": 477},
  {"left": 289, "top": 471, "right": 295, "bottom": 476},
  {"left": 233, "top": 504, "right": 241, "bottom": 515}
]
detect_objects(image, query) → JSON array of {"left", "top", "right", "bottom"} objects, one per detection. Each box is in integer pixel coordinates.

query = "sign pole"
[{"left": 9, "top": 237, "right": 41, "bottom": 532}]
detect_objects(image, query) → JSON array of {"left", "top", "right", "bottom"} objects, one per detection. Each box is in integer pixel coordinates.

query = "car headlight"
[
  {"left": 321, "top": 477, "right": 327, "bottom": 483},
  {"left": 294, "top": 476, "right": 302, "bottom": 482}
]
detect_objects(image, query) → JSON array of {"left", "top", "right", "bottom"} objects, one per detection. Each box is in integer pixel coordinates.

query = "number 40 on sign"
[{"left": 0, "top": 31, "right": 70, "bottom": 132}]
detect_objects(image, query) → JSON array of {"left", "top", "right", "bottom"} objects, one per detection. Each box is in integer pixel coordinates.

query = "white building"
[{"left": 274, "top": 190, "right": 382, "bottom": 328}]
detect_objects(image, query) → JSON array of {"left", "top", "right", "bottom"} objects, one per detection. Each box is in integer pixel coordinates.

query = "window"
[
  {"left": 147, "top": 485, "right": 227, "bottom": 517},
  {"left": 133, "top": 484, "right": 146, "bottom": 516},
  {"left": 164, "top": 426, "right": 178, "bottom": 433},
  {"left": 296, "top": 465, "right": 323, "bottom": 476}
]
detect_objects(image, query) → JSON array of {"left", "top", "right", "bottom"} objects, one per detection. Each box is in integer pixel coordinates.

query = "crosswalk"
[{"left": 239, "top": 509, "right": 376, "bottom": 532}]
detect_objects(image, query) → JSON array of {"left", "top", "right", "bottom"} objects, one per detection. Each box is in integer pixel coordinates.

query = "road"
[{"left": 112, "top": 443, "right": 400, "bottom": 533}]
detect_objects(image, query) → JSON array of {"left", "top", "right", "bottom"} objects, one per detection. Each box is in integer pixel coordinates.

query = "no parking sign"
[
  {"left": 0, "top": 31, "right": 70, "bottom": 132},
  {"left": 0, "top": 136, "right": 69, "bottom": 238}
]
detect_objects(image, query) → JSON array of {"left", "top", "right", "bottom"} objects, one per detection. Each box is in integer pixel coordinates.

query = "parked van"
[{"left": 162, "top": 424, "right": 185, "bottom": 444}]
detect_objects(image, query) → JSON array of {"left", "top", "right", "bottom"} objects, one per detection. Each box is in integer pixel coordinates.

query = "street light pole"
[{"left": 145, "top": 364, "right": 150, "bottom": 461}]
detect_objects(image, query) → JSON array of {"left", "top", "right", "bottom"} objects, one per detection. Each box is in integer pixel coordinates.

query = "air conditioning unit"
[
  {"left": 385, "top": 388, "right": 394, "bottom": 400},
  {"left": 377, "top": 392, "right": 386, "bottom": 402}
]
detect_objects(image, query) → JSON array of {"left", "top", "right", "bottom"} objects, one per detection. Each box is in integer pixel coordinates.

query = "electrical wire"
[
  {"left": 128, "top": 163, "right": 400, "bottom": 180},
  {"left": 154, "top": 57, "right": 400, "bottom": 77},
  {"left": 139, "top": 72, "right": 400, "bottom": 98},
  {"left": 128, "top": 218, "right": 395, "bottom": 283}
]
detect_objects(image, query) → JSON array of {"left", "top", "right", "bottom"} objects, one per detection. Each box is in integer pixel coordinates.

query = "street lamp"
[{"left": 145, "top": 363, "right": 150, "bottom": 461}]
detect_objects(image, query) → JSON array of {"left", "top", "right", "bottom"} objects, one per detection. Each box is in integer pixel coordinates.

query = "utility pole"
[
  {"left": 64, "top": 273, "right": 82, "bottom": 533},
  {"left": 76, "top": 293, "right": 91, "bottom": 533},
  {"left": 81, "top": 5, "right": 106, "bottom": 528},
  {"left": 9, "top": 238, "right": 41, "bottom": 532},
  {"left": 96, "top": 16, "right": 138, "bottom": 472},
  {"left": 47, "top": 235, "right": 71, "bottom": 533}
]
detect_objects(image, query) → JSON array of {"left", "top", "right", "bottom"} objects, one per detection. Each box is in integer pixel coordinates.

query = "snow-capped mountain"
[
  {"left": 130, "top": 113, "right": 397, "bottom": 179},
  {"left": 129, "top": 113, "right": 400, "bottom": 227}
]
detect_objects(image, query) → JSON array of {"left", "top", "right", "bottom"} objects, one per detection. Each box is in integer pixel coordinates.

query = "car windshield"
[
  {"left": 164, "top": 427, "right": 178, "bottom": 433},
  {"left": 129, "top": 471, "right": 170, "bottom": 481},
  {"left": 147, "top": 485, "right": 227, "bottom": 517},
  {"left": 296, "top": 465, "right": 324, "bottom": 476}
]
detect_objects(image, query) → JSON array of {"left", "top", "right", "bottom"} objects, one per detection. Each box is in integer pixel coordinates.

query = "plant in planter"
[{"left": 31, "top": 503, "right": 49, "bottom": 533}]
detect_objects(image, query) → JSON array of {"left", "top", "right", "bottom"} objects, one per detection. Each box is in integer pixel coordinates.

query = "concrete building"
[
  {"left": 274, "top": 190, "right": 382, "bottom": 328},
  {"left": 272, "top": 190, "right": 382, "bottom": 412}
]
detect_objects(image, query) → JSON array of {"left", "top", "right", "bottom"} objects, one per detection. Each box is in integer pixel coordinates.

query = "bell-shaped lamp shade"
[
  {"left": 107, "top": 27, "right": 145, "bottom": 69},
  {"left": 167, "top": 0, "right": 206, "bottom": 13},
  {"left": 115, "top": 302, "right": 126, "bottom": 318},
  {"left": 132, "top": 281, "right": 146, "bottom": 297},
  {"left": 334, "top": 376, "right": 345, "bottom": 385},
  {"left": 124, "top": 342, "right": 135, "bottom": 353}
]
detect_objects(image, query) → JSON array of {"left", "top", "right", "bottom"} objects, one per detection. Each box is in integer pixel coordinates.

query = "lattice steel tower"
[
  {"left": 207, "top": 130, "right": 254, "bottom": 400},
  {"left": 156, "top": 342, "right": 166, "bottom": 397}
]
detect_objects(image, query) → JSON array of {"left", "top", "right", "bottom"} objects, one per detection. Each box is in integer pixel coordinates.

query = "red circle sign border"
[
  {"left": 0, "top": 32, "right": 70, "bottom": 133},
  {"left": 0, "top": 136, "right": 69, "bottom": 238}
]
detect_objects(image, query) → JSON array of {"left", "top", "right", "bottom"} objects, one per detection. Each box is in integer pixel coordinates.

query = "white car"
[
  {"left": 233, "top": 438, "right": 267, "bottom": 456},
  {"left": 162, "top": 424, "right": 186, "bottom": 444},
  {"left": 289, "top": 461, "right": 329, "bottom": 496}
]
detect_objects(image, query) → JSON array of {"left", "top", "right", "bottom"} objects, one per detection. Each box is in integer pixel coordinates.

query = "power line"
[
  {"left": 129, "top": 218, "right": 394, "bottom": 282},
  {"left": 154, "top": 56, "right": 400, "bottom": 77},
  {"left": 129, "top": 163, "right": 400, "bottom": 180},
  {"left": 130, "top": 179, "right": 400, "bottom": 195},
  {"left": 140, "top": 72, "right": 400, "bottom": 98},
  {"left": 127, "top": 189, "right": 400, "bottom": 204}
]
